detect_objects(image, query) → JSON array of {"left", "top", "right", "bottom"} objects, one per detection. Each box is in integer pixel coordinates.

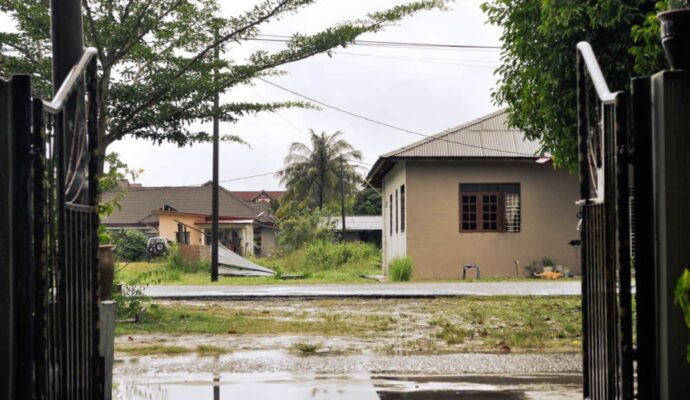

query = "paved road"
[{"left": 144, "top": 281, "right": 581, "bottom": 300}]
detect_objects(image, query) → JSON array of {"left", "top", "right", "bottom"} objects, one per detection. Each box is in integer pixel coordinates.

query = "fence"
[{"left": 1, "top": 48, "right": 103, "bottom": 399}]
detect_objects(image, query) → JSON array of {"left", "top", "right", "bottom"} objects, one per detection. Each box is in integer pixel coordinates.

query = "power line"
[
  {"left": 332, "top": 51, "right": 497, "bottom": 69},
  {"left": 257, "top": 78, "right": 533, "bottom": 157},
  {"left": 219, "top": 169, "right": 284, "bottom": 183},
  {"left": 212, "top": 160, "right": 373, "bottom": 186},
  {"left": 250, "top": 34, "right": 501, "bottom": 51}
]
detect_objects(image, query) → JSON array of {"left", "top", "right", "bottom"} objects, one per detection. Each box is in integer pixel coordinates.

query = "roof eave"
[{"left": 366, "top": 155, "right": 543, "bottom": 187}]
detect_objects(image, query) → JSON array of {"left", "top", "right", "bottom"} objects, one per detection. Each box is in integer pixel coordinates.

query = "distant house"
[
  {"left": 324, "top": 215, "right": 383, "bottom": 245},
  {"left": 366, "top": 110, "right": 579, "bottom": 279},
  {"left": 231, "top": 190, "right": 286, "bottom": 204},
  {"left": 101, "top": 184, "right": 277, "bottom": 256}
]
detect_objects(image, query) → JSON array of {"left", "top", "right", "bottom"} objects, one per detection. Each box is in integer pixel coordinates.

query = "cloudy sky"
[{"left": 6, "top": 1, "right": 504, "bottom": 190}]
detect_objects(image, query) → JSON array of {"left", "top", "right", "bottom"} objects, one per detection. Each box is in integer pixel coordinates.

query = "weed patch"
[{"left": 292, "top": 342, "right": 321, "bottom": 354}]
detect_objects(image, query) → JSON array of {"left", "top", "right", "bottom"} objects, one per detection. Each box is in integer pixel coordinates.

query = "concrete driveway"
[{"left": 143, "top": 281, "right": 581, "bottom": 300}]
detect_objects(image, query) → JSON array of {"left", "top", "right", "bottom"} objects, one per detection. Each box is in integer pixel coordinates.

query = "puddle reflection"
[{"left": 115, "top": 374, "right": 545, "bottom": 400}]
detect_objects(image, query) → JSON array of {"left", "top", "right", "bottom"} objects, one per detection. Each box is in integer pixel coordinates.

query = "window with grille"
[
  {"left": 389, "top": 194, "right": 393, "bottom": 236},
  {"left": 400, "top": 185, "right": 406, "bottom": 232},
  {"left": 459, "top": 183, "right": 520, "bottom": 233},
  {"left": 395, "top": 189, "right": 399, "bottom": 233}
]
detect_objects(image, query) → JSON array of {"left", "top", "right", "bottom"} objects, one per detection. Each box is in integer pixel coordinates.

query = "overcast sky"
[{"left": 4, "top": 0, "right": 504, "bottom": 190}]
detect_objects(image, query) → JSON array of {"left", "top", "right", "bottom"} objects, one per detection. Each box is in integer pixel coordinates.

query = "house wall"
[
  {"left": 405, "top": 160, "right": 580, "bottom": 279},
  {"left": 200, "top": 223, "right": 254, "bottom": 256},
  {"left": 158, "top": 213, "right": 204, "bottom": 244},
  {"left": 261, "top": 227, "right": 277, "bottom": 256},
  {"left": 382, "top": 161, "right": 407, "bottom": 272}
]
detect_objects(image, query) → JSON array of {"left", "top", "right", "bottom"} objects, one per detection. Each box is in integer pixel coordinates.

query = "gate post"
[
  {"left": 0, "top": 77, "right": 13, "bottom": 400},
  {"left": 651, "top": 70, "right": 690, "bottom": 399}
]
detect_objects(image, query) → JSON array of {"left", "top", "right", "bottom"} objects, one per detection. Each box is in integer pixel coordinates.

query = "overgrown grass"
[
  {"left": 115, "top": 303, "right": 397, "bottom": 337},
  {"left": 116, "top": 343, "right": 230, "bottom": 356},
  {"left": 389, "top": 256, "right": 412, "bottom": 282},
  {"left": 115, "top": 296, "right": 582, "bottom": 353},
  {"left": 114, "top": 240, "right": 382, "bottom": 286},
  {"left": 257, "top": 240, "right": 381, "bottom": 276},
  {"left": 196, "top": 344, "right": 230, "bottom": 356},
  {"left": 434, "top": 320, "right": 468, "bottom": 345},
  {"left": 116, "top": 344, "right": 191, "bottom": 356}
]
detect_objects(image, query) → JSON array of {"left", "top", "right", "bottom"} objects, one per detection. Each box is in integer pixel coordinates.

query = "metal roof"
[
  {"left": 324, "top": 216, "right": 383, "bottom": 231},
  {"left": 382, "top": 109, "right": 540, "bottom": 158},
  {"left": 367, "top": 110, "right": 543, "bottom": 185},
  {"left": 101, "top": 185, "right": 267, "bottom": 226}
]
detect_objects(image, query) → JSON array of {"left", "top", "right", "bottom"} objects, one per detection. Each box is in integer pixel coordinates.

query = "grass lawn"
[
  {"left": 115, "top": 261, "right": 579, "bottom": 286},
  {"left": 116, "top": 296, "right": 582, "bottom": 354},
  {"left": 115, "top": 261, "right": 383, "bottom": 286}
]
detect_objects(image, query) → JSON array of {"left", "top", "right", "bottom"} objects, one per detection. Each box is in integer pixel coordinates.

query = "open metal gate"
[
  {"left": 576, "top": 42, "right": 635, "bottom": 400},
  {"left": 1, "top": 48, "right": 102, "bottom": 399},
  {"left": 577, "top": 41, "right": 664, "bottom": 400}
]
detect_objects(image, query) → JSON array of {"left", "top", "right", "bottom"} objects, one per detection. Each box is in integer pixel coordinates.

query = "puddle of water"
[{"left": 114, "top": 373, "right": 580, "bottom": 400}]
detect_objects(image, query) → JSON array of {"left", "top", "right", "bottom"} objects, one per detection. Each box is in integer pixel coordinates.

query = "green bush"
[
  {"left": 163, "top": 243, "right": 210, "bottom": 273},
  {"left": 277, "top": 209, "right": 335, "bottom": 252},
  {"left": 389, "top": 256, "right": 413, "bottom": 282},
  {"left": 302, "top": 240, "right": 379, "bottom": 272},
  {"left": 112, "top": 229, "right": 149, "bottom": 261},
  {"left": 675, "top": 269, "right": 690, "bottom": 362},
  {"left": 252, "top": 240, "right": 381, "bottom": 277}
]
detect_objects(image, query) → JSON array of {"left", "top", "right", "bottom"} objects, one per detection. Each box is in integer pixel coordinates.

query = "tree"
[
  {"left": 481, "top": 0, "right": 664, "bottom": 169},
  {"left": 0, "top": 0, "right": 446, "bottom": 172},
  {"left": 353, "top": 187, "right": 381, "bottom": 215},
  {"left": 277, "top": 129, "right": 362, "bottom": 213}
]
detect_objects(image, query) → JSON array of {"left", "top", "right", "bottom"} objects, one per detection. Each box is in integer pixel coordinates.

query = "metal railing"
[{"left": 42, "top": 47, "right": 97, "bottom": 114}]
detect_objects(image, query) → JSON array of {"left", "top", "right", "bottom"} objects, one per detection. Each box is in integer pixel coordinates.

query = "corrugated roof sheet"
[
  {"left": 382, "top": 109, "right": 541, "bottom": 159},
  {"left": 323, "top": 216, "right": 383, "bottom": 231},
  {"left": 101, "top": 185, "right": 262, "bottom": 225},
  {"left": 366, "top": 110, "right": 545, "bottom": 186}
]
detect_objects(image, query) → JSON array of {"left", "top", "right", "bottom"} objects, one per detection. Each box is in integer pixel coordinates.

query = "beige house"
[
  {"left": 102, "top": 184, "right": 277, "bottom": 256},
  {"left": 366, "top": 110, "right": 580, "bottom": 279}
]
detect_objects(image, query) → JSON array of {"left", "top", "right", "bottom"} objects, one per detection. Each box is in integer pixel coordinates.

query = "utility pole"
[
  {"left": 210, "top": 28, "right": 220, "bottom": 282},
  {"left": 340, "top": 155, "right": 346, "bottom": 240}
]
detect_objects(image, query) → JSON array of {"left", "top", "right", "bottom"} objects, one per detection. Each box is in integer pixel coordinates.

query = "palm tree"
[{"left": 278, "top": 130, "right": 363, "bottom": 211}]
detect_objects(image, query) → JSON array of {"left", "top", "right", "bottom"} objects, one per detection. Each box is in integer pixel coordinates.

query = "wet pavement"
[
  {"left": 114, "top": 349, "right": 582, "bottom": 399},
  {"left": 144, "top": 281, "right": 581, "bottom": 300},
  {"left": 114, "top": 372, "right": 582, "bottom": 399}
]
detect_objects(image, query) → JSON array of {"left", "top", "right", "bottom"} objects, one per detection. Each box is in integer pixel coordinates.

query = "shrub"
[
  {"left": 111, "top": 229, "right": 149, "bottom": 261},
  {"left": 302, "top": 240, "right": 380, "bottom": 272},
  {"left": 389, "top": 256, "right": 413, "bottom": 282},
  {"left": 277, "top": 209, "right": 335, "bottom": 252},
  {"left": 541, "top": 257, "right": 555, "bottom": 267},
  {"left": 163, "top": 243, "right": 210, "bottom": 273}
]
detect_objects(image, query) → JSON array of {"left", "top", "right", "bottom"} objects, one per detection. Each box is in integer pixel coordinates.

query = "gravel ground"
[
  {"left": 144, "top": 281, "right": 581, "bottom": 300},
  {"left": 115, "top": 350, "right": 581, "bottom": 376}
]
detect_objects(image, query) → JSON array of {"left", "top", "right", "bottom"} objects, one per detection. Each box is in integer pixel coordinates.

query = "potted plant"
[
  {"left": 658, "top": 0, "right": 690, "bottom": 69},
  {"left": 675, "top": 269, "right": 690, "bottom": 363}
]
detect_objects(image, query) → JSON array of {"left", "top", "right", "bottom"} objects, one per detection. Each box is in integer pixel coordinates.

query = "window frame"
[{"left": 459, "top": 183, "right": 520, "bottom": 233}]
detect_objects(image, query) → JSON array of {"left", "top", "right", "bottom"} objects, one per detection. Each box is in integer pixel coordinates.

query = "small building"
[
  {"left": 366, "top": 110, "right": 579, "bottom": 279},
  {"left": 324, "top": 215, "right": 383, "bottom": 245},
  {"left": 101, "top": 184, "right": 277, "bottom": 256}
]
